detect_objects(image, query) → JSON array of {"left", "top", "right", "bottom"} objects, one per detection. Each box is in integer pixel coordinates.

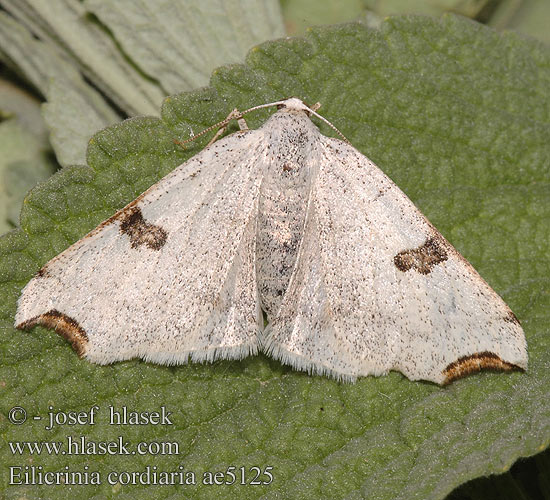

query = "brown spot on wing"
[
  {"left": 118, "top": 206, "right": 167, "bottom": 250},
  {"left": 504, "top": 310, "right": 521, "bottom": 326},
  {"left": 36, "top": 266, "right": 50, "bottom": 278},
  {"left": 443, "top": 351, "right": 524, "bottom": 385},
  {"left": 394, "top": 237, "right": 448, "bottom": 275},
  {"left": 17, "top": 309, "right": 88, "bottom": 357}
]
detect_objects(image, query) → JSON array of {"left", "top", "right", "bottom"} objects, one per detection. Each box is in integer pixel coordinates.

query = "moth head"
[
  {"left": 276, "top": 98, "right": 320, "bottom": 116},
  {"left": 240, "top": 98, "right": 349, "bottom": 143}
]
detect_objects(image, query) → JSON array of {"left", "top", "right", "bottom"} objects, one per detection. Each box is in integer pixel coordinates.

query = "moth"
[{"left": 15, "top": 98, "right": 528, "bottom": 384}]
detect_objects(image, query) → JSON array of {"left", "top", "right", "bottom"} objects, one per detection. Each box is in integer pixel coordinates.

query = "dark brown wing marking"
[
  {"left": 443, "top": 351, "right": 524, "bottom": 385},
  {"left": 118, "top": 206, "right": 167, "bottom": 250},
  {"left": 16, "top": 309, "right": 88, "bottom": 357},
  {"left": 504, "top": 310, "right": 521, "bottom": 326},
  {"left": 394, "top": 237, "right": 448, "bottom": 275},
  {"left": 35, "top": 266, "right": 50, "bottom": 278}
]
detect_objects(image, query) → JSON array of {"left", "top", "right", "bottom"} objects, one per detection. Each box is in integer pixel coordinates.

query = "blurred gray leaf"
[
  {"left": 0, "top": 80, "right": 56, "bottom": 234},
  {"left": 0, "top": 11, "right": 121, "bottom": 166},
  {"left": 0, "top": 0, "right": 285, "bottom": 194},
  {"left": 85, "top": 0, "right": 285, "bottom": 93},
  {"left": 1, "top": 0, "right": 164, "bottom": 114},
  {"left": 0, "top": 119, "right": 56, "bottom": 233}
]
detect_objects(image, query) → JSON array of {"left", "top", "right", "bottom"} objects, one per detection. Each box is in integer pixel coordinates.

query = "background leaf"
[
  {"left": 0, "top": 80, "right": 57, "bottom": 233},
  {"left": 0, "top": 14, "right": 549, "bottom": 500},
  {"left": 488, "top": 0, "right": 550, "bottom": 43},
  {"left": 85, "top": 0, "right": 285, "bottom": 94},
  {"left": 282, "top": 0, "right": 550, "bottom": 43},
  {"left": 0, "top": 0, "right": 284, "bottom": 200}
]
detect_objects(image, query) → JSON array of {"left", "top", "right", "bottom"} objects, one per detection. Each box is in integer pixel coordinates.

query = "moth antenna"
[
  {"left": 175, "top": 99, "right": 351, "bottom": 147},
  {"left": 307, "top": 109, "right": 351, "bottom": 144}
]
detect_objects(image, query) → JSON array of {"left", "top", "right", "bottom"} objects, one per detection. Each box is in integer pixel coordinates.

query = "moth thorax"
[{"left": 255, "top": 119, "right": 313, "bottom": 320}]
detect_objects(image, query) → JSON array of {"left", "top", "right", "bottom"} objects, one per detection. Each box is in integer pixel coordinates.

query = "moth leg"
[
  {"left": 206, "top": 109, "right": 248, "bottom": 147},
  {"left": 310, "top": 102, "right": 321, "bottom": 112},
  {"left": 174, "top": 108, "right": 249, "bottom": 149},
  {"left": 236, "top": 114, "right": 249, "bottom": 131}
]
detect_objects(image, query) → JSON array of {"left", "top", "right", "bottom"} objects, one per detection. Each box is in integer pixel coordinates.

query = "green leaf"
[
  {"left": 1, "top": 14, "right": 549, "bottom": 500},
  {"left": 449, "top": 447, "right": 550, "bottom": 499}
]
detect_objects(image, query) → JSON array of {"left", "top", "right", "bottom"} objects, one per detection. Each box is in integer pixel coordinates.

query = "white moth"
[{"left": 15, "top": 98, "right": 528, "bottom": 384}]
